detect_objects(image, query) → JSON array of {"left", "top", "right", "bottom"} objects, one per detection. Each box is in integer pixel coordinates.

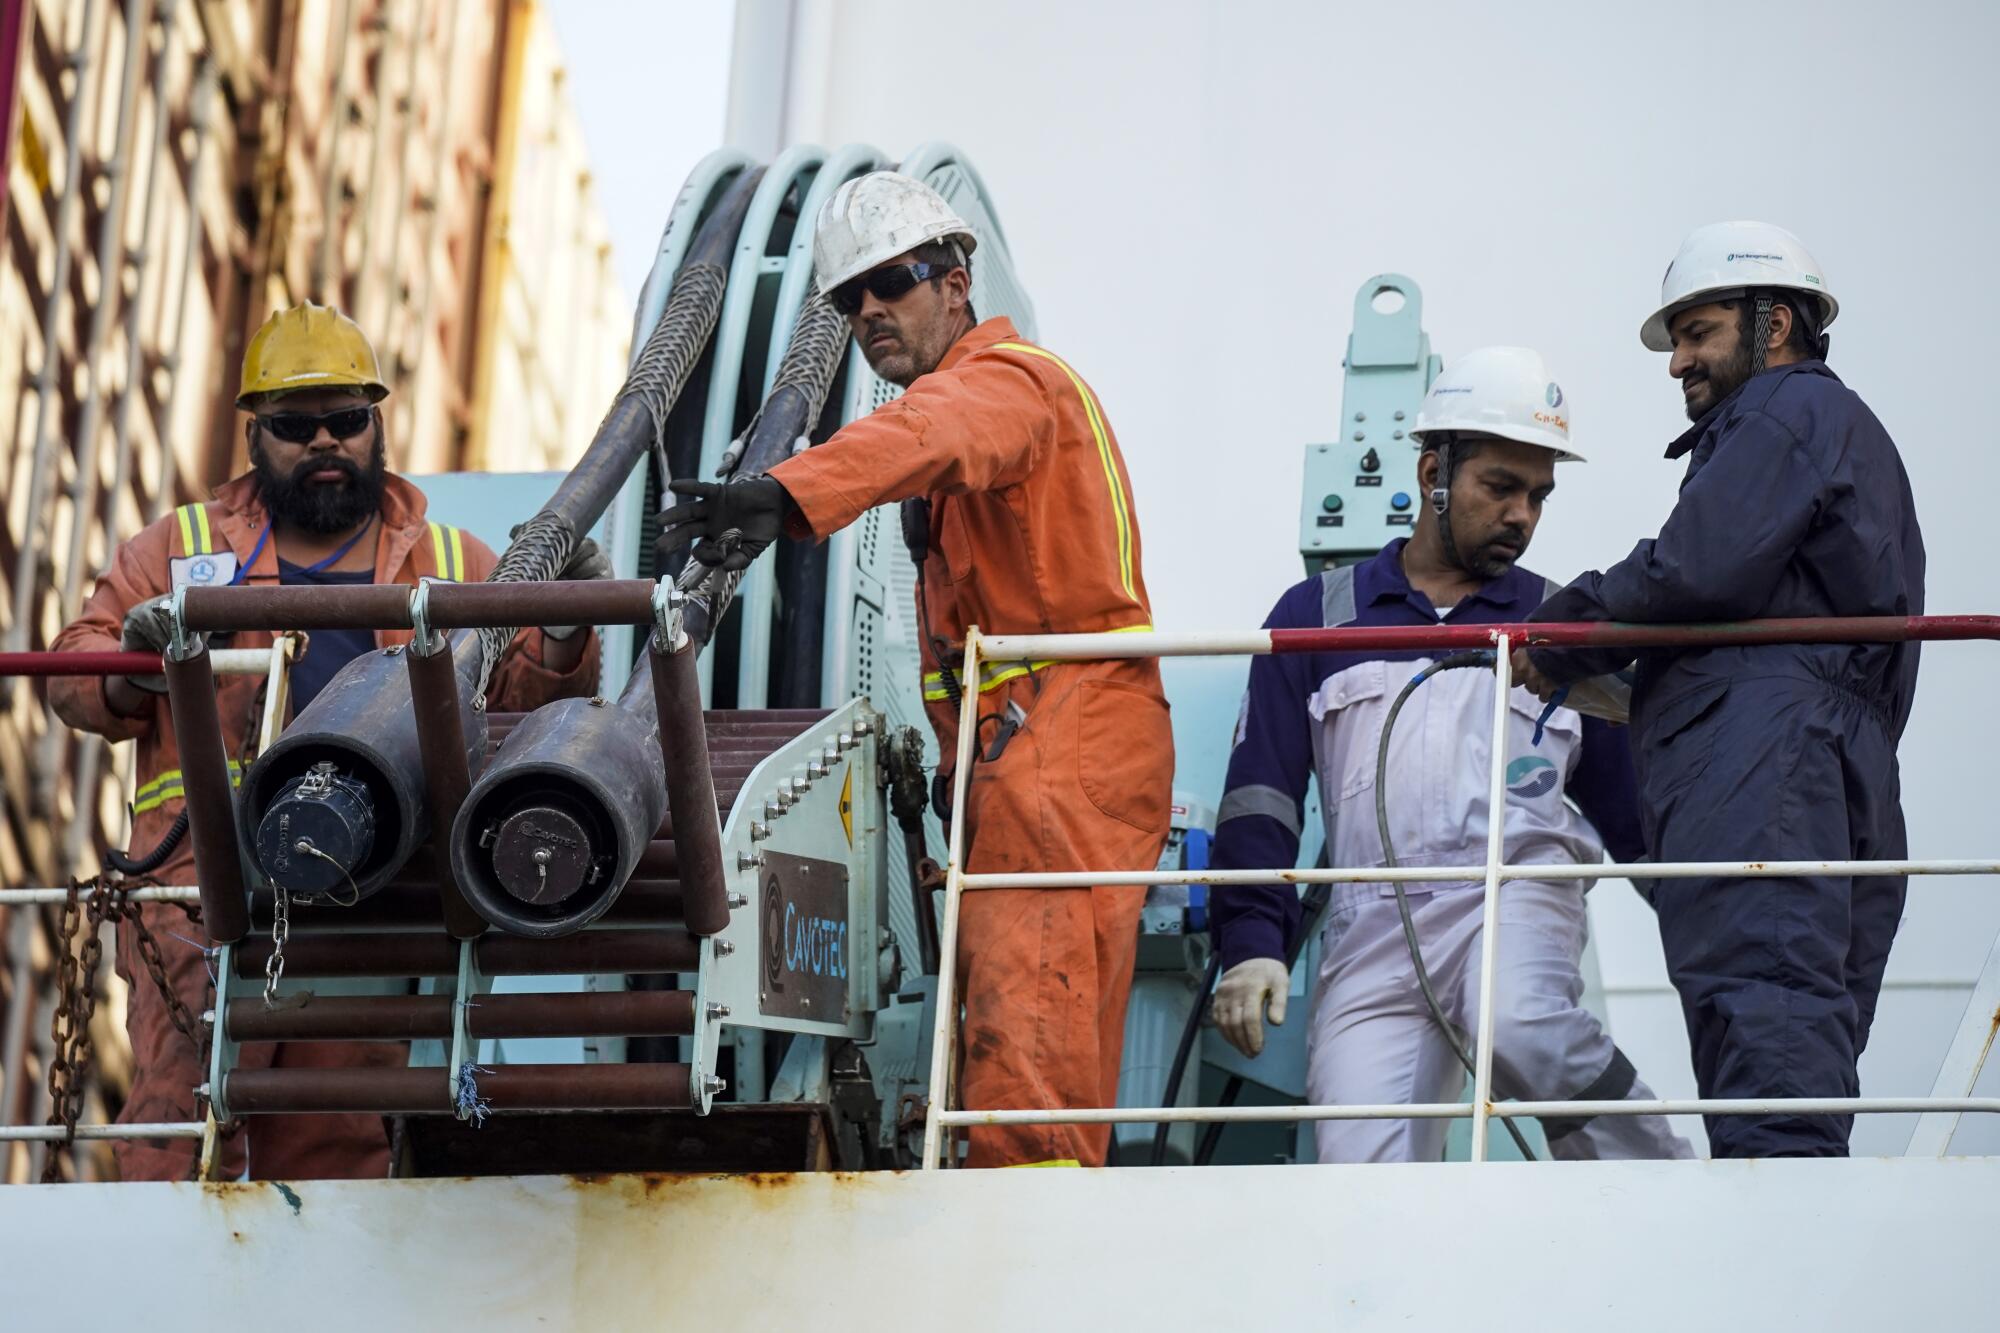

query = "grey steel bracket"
[
  {"left": 650, "top": 576, "right": 687, "bottom": 654},
  {"left": 164, "top": 584, "right": 204, "bottom": 662},
  {"left": 408, "top": 577, "right": 446, "bottom": 657},
  {"left": 205, "top": 942, "right": 241, "bottom": 1123}
]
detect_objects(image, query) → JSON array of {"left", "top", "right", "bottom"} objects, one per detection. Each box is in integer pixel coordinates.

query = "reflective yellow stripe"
[
  {"left": 135, "top": 762, "right": 241, "bottom": 798},
  {"left": 1002, "top": 1158, "right": 1082, "bottom": 1168},
  {"left": 427, "top": 523, "right": 466, "bottom": 581},
  {"left": 993, "top": 342, "right": 1138, "bottom": 603},
  {"left": 133, "top": 763, "right": 242, "bottom": 814},
  {"left": 176, "top": 504, "right": 216, "bottom": 556},
  {"left": 920, "top": 659, "right": 1054, "bottom": 701},
  {"left": 919, "top": 626, "right": 1157, "bottom": 701}
]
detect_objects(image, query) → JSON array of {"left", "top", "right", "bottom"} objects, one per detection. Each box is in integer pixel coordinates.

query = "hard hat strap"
[
  {"left": 1427, "top": 437, "right": 1475, "bottom": 576},
  {"left": 1750, "top": 293, "right": 1774, "bottom": 377},
  {"left": 1427, "top": 439, "right": 1452, "bottom": 518}
]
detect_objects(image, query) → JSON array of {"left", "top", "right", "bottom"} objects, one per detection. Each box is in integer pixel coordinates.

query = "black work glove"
[
  {"left": 656, "top": 476, "right": 796, "bottom": 573},
  {"left": 118, "top": 593, "right": 174, "bottom": 694}
]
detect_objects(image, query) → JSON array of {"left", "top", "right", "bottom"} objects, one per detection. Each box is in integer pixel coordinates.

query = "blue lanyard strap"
[{"left": 230, "top": 517, "right": 375, "bottom": 585}]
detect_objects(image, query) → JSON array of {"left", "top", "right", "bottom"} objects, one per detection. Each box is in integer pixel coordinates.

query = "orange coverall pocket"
[
  {"left": 1075, "top": 678, "right": 1171, "bottom": 834},
  {"left": 938, "top": 497, "right": 975, "bottom": 584}
]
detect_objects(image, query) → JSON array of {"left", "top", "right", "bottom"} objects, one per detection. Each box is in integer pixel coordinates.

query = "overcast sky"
[
  {"left": 546, "top": 1, "right": 733, "bottom": 304},
  {"left": 553, "top": 0, "right": 2000, "bottom": 1152}
]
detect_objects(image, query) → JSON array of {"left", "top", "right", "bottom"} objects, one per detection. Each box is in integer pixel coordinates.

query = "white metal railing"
[
  {"left": 10, "top": 626, "right": 1997, "bottom": 1169},
  {"left": 920, "top": 624, "right": 2000, "bottom": 1168},
  {"left": 1, "top": 638, "right": 292, "bottom": 1167}
]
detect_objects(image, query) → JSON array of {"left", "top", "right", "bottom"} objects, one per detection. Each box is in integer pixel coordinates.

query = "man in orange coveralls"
[
  {"left": 51, "top": 303, "right": 605, "bottom": 1180},
  {"left": 660, "top": 172, "right": 1173, "bottom": 1167}
]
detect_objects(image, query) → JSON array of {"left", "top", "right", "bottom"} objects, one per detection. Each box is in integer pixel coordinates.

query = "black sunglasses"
[
  {"left": 257, "top": 407, "right": 375, "bottom": 445},
  {"left": 830, "top": 262, "right": 951, "bottom": 316}
]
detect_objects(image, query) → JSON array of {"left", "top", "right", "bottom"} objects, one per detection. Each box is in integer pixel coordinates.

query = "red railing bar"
[
  {"left": 8, "top": 615, "right": 1995, "bottom": 679},
  {"left": 1266, "top": 614, "right": 2000, "bottom": 654},
  {"left": 0, "top": 650, "right": 162, "bottom": 678}
]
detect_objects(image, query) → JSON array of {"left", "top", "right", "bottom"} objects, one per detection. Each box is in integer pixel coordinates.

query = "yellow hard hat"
[{"left": 237, "top": 302, "right": 389, "bottom": 408}]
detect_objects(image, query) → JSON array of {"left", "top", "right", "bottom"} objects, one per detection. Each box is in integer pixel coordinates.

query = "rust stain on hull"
[
  {"left": 202, "top": 1179, "right": 304, "bottom": 1219},
  {"left": 563, "top": 1169, "right": 868, "bottom": 1212}
]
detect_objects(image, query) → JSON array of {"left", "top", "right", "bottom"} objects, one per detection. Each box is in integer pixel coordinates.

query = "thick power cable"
[
  {"left": 1375, "top": 649, "right": 1536, "bottom": 1160},
  {"left": 678, "top": 289, "right": 851, "bottom": 647},
  {"left": 472, "top": 167, "right": 764, "bottom": 698}
]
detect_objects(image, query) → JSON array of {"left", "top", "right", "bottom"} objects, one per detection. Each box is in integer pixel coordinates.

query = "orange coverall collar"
[{"left": 933, "top": 316, "right": 1023, "bottom": 375}]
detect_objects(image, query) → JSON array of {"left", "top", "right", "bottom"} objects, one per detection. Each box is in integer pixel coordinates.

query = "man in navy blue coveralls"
[{"left": 1516, "top": 223, "right": 1926, "bottom": 1157}]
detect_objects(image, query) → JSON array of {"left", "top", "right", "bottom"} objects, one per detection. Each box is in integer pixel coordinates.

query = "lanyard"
[{"left": 231, "top": 517, "right": 375, "bottom": 585}]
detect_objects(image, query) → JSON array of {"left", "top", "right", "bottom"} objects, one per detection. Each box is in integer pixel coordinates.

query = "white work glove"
[
  {"left": 1562, "top": 672, "right": 1633, "bottom": 725},
  {"left": 1212, "top": 958, "right": 1291, "bottom": 1058}
]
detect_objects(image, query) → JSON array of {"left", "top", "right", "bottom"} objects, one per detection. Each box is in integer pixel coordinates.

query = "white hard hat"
[
  {"left": 1640, "top": 221, "right": 1837, "bottom": 352},
  {"left": 1410, "top": 346, "right": 1581, "bottom": 463},
  {"left": 813, "top": 171, "right": 978, "bottom": 296}
]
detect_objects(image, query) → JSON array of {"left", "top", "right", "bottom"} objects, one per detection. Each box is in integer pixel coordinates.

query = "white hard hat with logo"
[
  {"left": 813, "top": 171, "right": 979, "bottom": 296},
  {"left": 1411, "top": 346, "right": 1581, "bottom": 463},
  {"left": 1640, "top": 221, "right": 1838, "bottom": 351}
]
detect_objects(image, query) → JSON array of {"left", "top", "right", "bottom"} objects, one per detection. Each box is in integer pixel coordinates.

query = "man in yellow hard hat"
[{"left": 49, "top": 302, "right": 608, "bottom": 1181}]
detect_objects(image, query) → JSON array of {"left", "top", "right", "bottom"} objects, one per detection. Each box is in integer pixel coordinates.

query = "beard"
[
  {"left": 1451, "top": 518, "right": 1528, "bottom": 580},
  {"left": 252, "top": 430, "right": 387, "bottom": 534},
  {"left": 1681, "top": 328, "right": 1758, "bottom": 422},
  {"left": 857, "top": 316, "right": 920, "bottom": 386}
]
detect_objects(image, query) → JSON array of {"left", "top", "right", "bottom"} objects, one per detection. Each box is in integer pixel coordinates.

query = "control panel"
[{"left": 1299, "top": 275, "right": 1443, "bottom": 571}]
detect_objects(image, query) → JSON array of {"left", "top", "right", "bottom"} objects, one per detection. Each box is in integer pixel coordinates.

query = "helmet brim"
[
  {"left": 1641, "top": 286, "right": 1839, "bottom": 352},
  {"left": 1408, "top": 423, "right": 1583, "bottom": 463},
  {"left": 237, "top": 376, "right": 390, "bottom": 411}
]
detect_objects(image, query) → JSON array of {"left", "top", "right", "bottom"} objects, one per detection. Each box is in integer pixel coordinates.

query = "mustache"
[{"left": 293, "top": 453, "right": 365, "bottom": 482}]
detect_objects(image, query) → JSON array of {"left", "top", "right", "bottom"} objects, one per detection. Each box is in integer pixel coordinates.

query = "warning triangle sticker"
[{"left": 839, "top": 767, "right": 853, "bottom": 847}]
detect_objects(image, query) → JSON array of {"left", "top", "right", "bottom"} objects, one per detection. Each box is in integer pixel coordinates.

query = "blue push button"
[{"left": 1390, "top": 491, "right": 1412, "bottom": 511}]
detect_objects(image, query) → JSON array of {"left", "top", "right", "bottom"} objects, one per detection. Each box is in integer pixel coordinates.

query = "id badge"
[{"left": 169, "top": 552, "right": 239, "bottom": 589}]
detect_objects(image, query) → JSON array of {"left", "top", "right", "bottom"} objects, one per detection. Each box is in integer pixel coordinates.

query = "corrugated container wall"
[{"left": 0, "top": 0, "right": 625, "bottom": 1173}]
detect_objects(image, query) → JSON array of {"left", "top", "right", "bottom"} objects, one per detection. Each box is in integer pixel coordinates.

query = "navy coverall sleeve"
[
  {"left": 1208, "top": 585, "right": 1320, "bottom": 971},
  {"left": 1531, "top": 410, "right": 1827, "bottom": 682},
  {"left": 1567, "top": 717, "right": 1647, "bottom": 865}
]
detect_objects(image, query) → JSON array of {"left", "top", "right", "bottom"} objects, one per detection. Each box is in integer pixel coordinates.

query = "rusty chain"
[
  {"left": 37, "top": 877, "right": 213, "bottom": 1182},
  {"left": 125, "top": 897, "right": 204, "bottom": 1047},
  {"left": 40, "top": 879, "right": 110, "bottom": 1181},
  {"left": 39, "top": 882, "right": 85, "bottom": 1180},
  {"left": 37, "top": 673, "right": 259, "bottom": 1182}
]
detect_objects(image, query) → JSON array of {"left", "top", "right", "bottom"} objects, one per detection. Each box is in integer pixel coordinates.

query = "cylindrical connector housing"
[
  {"left": 241, "top": 638, "right": 485, "bottom": 900},
  {"left": 450, "top": 692, "right": 667, "bottom": 937}
]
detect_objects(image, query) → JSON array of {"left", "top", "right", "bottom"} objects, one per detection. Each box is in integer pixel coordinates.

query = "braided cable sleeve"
[
  {"left": 472, "top": 257, "right": 738, "bottom": 702},
  {"left": 732, "top": 291, "right": 852, "bottom": 477},
  {"left": 679, "top": 292, "right": 854, "bottom": 645},
  {"left": 473, "top": 509, "right": 575, "bottom": 704},
  {"left": 623, "top": 261, "right": 730, "bottom": 457},
  {"left": 678, "top": 557, "right": 740, "bottom": 650}
]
